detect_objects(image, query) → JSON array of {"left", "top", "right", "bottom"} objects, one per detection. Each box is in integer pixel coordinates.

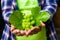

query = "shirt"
[{"left": 1, "top": 0, "right": 57, "bottom": 40}]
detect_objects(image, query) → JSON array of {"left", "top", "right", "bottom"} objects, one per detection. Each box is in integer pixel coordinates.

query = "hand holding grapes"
[
  {"left": 10, "top": 21, "right": 45, "bottom": 36},
  {"left": 10, "top": 25, "right": 25, "bottom": 36},
  {"left": 25, "top": 21, "right": 45, "bottom": 36},
  {"left": 9, "top": 10, "right": 50, "bottom": 37}
]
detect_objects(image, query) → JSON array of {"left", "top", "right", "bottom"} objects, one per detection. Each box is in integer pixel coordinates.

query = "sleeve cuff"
[{"left": 40, "top": 10, "right": 53, "bottom": 19}]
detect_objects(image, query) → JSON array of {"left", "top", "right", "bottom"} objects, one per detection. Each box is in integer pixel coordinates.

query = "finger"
[
  {"left": 32, "top": 27, "right": 40, "bottom": 31},
  {"left": 11, "top": 25, "right": 15, "bottom": 28},
  {"left": 31, "top": 27, "right": 41, "bottom": 34},
  {"left": 11, "top": 29, "right": 17, "bottom": 34},
  {"left": 12, "top": 29, "right": 20, "bottom": 35},
  {"left": 25, "top": 27, "right": 41, "bottom": 36},
  {"left": 15, "top": 30, "right": 21, "bottom": 36},
  {"left": 26, "top": 27, "right": 39, "bottom": 35},
  {"left": 25, "top": 30, "right": 31, "bottom": 36},
  {"left": 15, "top": 30, "right": 25, "bottom": 36},
  {"left": 31, "top": 27, "right": 40, "bottom": 30},
  {"left": 20, "top": 30, "right": 25, "bottom": 35},
  {"left": 10, "top": 25, "right": 15, "bottom": 31},
  {"left": 24, "top": 30, "right": 27, "bottom": 36},
  {"left": 40, "top": 21, "right": 45, "bottom": 27}
]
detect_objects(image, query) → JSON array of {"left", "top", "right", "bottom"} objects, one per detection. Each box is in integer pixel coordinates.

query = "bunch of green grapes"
[{"left": 21, "top": 10, "right": 35, "bottom": 30}]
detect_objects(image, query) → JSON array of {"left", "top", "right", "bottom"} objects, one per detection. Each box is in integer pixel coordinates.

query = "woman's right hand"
[{"left": 10, "top": 25, "right": 25, "bottom": 36}]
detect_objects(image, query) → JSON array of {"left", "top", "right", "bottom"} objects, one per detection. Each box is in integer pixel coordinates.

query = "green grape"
[
  {"left": 23, "top": 16, "right": 27, "bottom": 18},
  {"left": 22, "top": 23, "right": 26, "bottom": 29},
  {"left": 26, "top": 18, "right": 30, "bottom": 21},
  {"left": 29, "top": 25, "right": 33, "bottom": 29},
  {"left": 30, "top": 17, "right": 33, "bottom": 20},
  {"left": 25, "top": 24, "right": 29, "bottom": 28},
  {"left": 25, "top": 27, "right": 30, "bottom": 30},
  {"left": 22, "top": 13, "right": 34, "bottom": 30},
  {"left": 31, "top": 20, "right": 35, "bottom": 25}
]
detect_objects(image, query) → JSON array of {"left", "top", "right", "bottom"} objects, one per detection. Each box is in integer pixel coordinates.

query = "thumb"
[
  {"left": 10, "top": 25, "right": 15, "bottom": 31},
  {"left": 40, "top": 21, "right": 45, "bottom": 27}
]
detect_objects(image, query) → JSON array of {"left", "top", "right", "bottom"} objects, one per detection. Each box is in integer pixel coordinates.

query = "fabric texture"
[{"left": 1, "top": 0, "right": 57, "bottom": 40}]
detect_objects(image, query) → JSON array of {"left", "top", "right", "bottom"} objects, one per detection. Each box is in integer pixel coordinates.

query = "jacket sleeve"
[
  {"left": 1, "top": 0, "right": 14, "bottom": 24},
  {"left": 40, "top": 0, "right": 57, "bottom": 19}
]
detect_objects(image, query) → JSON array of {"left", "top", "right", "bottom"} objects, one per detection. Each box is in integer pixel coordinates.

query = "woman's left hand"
[{"left": 25, "top": 21, "right": 45, "bottom": 36}]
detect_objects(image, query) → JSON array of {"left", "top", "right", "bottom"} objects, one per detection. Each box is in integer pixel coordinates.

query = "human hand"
[
  {"left": 10, "top": 25, "right": 25, "bottom": 36},
  {"left": 25, "top": 21, "right": 45, "bottom": 36},
  {"left": 10, "top": 21, "right": 45, "bottom": 36}
]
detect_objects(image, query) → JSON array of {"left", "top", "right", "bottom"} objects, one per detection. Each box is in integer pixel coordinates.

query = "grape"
[
  {"left": 31, "top": 20, "right": 35, "bottom": 25},
  {"left": 30, "top": 17, "right": 33, "bottom": 20},
  {"left": 21, "top": 11, "right": 36, "bottom": 30}
]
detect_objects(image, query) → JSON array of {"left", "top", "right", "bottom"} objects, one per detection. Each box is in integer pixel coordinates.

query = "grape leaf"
[{"left": 9, "top": 11, "right": 23, "bottom": 30}]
